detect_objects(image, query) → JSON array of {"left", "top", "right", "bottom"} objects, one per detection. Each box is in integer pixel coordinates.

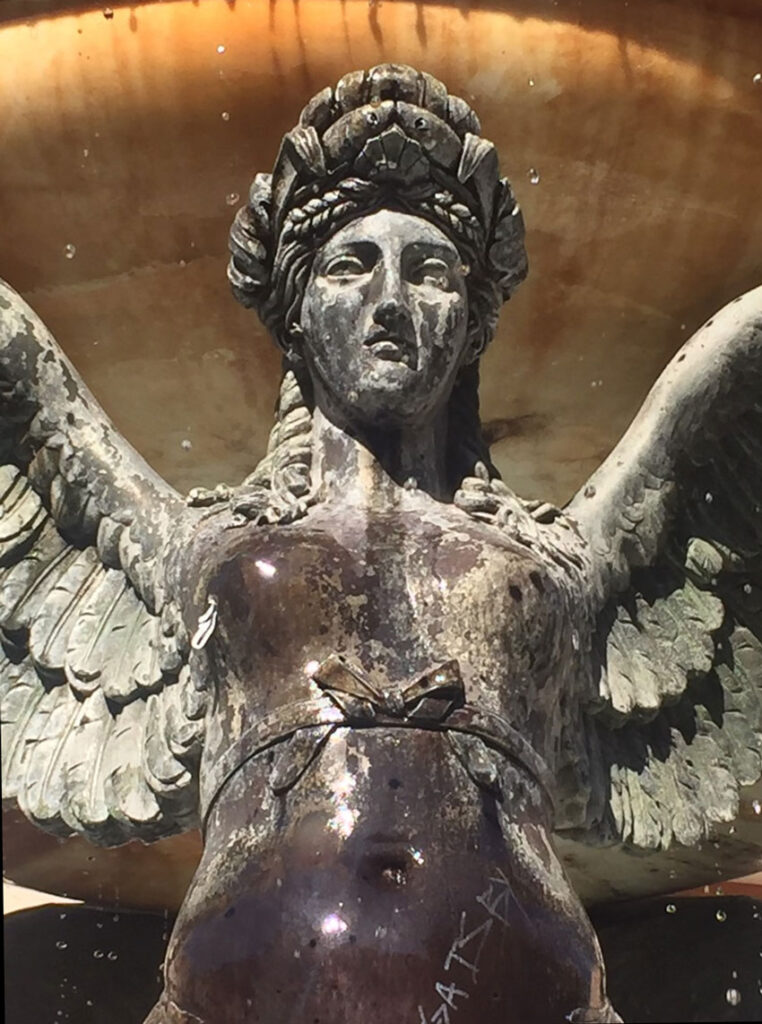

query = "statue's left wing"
[
  {"left": 0, "top": 281, "right": 202, "bottom": 845},
  {"left": 565, "top": 286, "right": 762, "bottom": 849}
]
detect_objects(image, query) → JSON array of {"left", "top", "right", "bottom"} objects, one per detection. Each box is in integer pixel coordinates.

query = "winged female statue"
[{"left": 2, "top": 63, "right": 761, "bottom": 1023}]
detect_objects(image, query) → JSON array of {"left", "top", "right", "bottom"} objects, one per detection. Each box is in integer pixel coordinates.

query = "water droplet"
[
  {"left": 180, "top": 438, "right": 192, "bottom": 451},
  {"left": 528, "top": 167, "right": 540, "bottom": 185},
  {"left": 704, "top": 492, "right": 713, "bottom": 504},
  {"left": 716, "top": 909, "right": 727, "bottom": 922},
  {"left": 103, "top": 7, "right": 114, "bottom": 18},
  {"left": 665, "top": 903, "right": 677, "bottom": 914},
  {"left": 107, "top": 951, "right": 118, "bottom": 961},
  {"left": 56, "top": 940, "right": 68, "bottom": 949},
  {"left": 59, "top": 913, "right": 67, "bottom": 920},
  {"left": 743, "top": 583, "right": 753, "bottom": 594},
  {"left": 753, "top": 73, "right": 761, "bottom": 85},
  {"left": 753, "top": 799, "right": 761, "bottom": 814},
  {"left": 528, "top": 78, "right": 535, "bottom": 87},
  {"left": 226, "top": 192, "right": 240, "bottom": 206},
  {"left": 83, "top": 148, "right": 89, "bottom": 158},
  {"left": 221, "top": 111, "right": 230, "bottom": 121},
  {"left": 571, "top": 630, "right": 580, "bottom": 651},
  {"left": 93, "top": 949, "right": 104, "bottom": 959},
  {"left": 63, "top": 243, "right": 76, "bottom": 259},
  {"left": 216, "top": 44, "right": 226, "bottom": 54},
  {"left": 726, "top": 988, "right": 741, "bottom": 1006}
]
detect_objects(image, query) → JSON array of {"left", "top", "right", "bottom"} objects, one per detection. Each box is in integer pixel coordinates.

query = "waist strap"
[{"left": 201, "top": 654, "right": 556, "bottom": 825}]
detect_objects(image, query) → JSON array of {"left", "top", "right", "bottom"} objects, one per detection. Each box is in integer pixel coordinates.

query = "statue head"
[
  {"left": 226, "top": 64, "right": 528, "bottom": 513},
  {"left": 229, "top": 63, "right": 527, "bottom": 358},
  {"left": 299, "top": 207, "right": 471, "bottom": 429}
]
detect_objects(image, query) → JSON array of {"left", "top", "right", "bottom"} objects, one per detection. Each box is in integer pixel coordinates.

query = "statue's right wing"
[{"left": 0, "top": 281, "right": 203, "bottom": 845}]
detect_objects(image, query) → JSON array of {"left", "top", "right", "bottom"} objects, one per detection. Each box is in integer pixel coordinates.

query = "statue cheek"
[
  {"left": 319, "top": 284, "right": 370, "bottom": 333},
  {"left": 416, "top": 295, "right": 467, "bottom": 353}
]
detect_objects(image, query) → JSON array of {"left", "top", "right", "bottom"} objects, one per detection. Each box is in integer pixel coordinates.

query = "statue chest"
[{"left": 192, "top": 503, "right": 575, "bottom": 760}]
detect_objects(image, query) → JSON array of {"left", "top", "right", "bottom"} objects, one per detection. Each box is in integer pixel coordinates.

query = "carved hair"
[{"left": 227, "top": 64, "right": 528, "bottom": 524}]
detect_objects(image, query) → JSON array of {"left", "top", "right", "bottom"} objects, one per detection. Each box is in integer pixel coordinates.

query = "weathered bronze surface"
[{"left": 2, "top": 62, "right": 761, "bottom": 1022}]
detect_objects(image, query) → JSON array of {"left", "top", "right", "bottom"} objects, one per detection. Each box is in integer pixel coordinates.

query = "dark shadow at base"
[
  {"left": 591, "top": 895, "right": 762, "bottom": 1023},
  {"left": 4, "top": 895, "right": 761, "bottom": 1022},
  {"left": 3, "top": 902, "right": 173, "bottom": 1024}
]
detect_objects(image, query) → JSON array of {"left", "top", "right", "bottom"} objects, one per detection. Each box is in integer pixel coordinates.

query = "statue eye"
[
  {"left": 413, "top": 258, "right": 452, "bottom": 289},
  {"left": 324, "top": 255, "right": 368, "bottom": 278}
]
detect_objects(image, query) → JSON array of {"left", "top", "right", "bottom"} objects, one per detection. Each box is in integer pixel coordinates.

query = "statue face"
[{"left": 299, "top": 209, "right": 470, "bottom": 429}]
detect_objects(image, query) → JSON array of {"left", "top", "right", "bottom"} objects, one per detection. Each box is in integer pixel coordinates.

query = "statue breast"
[{"left": 189, "top": 498, "right": 576, "bottom": 772}]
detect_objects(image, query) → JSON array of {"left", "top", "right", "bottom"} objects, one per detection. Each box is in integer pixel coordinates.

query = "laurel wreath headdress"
[{"left": 228, "top": 63, "right": 528, "bottom": 359}]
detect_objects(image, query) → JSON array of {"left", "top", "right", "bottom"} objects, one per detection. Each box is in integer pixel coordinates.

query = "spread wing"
[
  {"left": 565, "top": 285, "right": 762, "bottom": 850},
  {"left": 0, "top": 281, "right": 204, "bottom": 845}
]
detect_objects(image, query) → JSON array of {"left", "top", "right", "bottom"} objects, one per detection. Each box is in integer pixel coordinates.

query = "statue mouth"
[{"left": 364, "top": 331, "right": 417, "bottom": 369}]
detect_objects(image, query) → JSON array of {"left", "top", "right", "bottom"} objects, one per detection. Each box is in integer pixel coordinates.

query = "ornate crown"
[{"left": 229, "top": 63, "right": 528, "bottom": 357}]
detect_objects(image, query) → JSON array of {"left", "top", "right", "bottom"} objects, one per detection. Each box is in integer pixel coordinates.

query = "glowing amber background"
[{"left": 1, "top": 0, "right": 761, "bottom": 909}]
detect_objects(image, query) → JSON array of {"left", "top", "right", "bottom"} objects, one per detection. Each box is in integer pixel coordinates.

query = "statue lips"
[{"left": 364, "top": 326, "right": 418, "bottom": 369}]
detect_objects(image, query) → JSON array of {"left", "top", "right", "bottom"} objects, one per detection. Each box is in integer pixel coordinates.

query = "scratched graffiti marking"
[{"left": 417, "top": 866, "right": 517, "bottom": 1021}]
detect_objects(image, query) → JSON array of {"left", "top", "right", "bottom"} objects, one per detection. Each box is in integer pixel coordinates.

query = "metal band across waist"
[{"left": 201, "top": 654, "right": 556, "bottom": 825}]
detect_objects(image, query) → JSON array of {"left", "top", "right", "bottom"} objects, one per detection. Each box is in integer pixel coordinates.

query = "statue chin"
[
  {"left": 319, "top": 369, "right": 452, "bottom": 435},
  {"left": 153, "top": 732, "right": 614, "bottom": 1023}
]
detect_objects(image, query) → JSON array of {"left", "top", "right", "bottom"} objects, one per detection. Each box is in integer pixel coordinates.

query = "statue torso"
[
  {"left": 166, "top": 492, "right": 601, "bottom": 1024},
  {"left": 186, "top": 490, "right": 577, "bottom": 789}
]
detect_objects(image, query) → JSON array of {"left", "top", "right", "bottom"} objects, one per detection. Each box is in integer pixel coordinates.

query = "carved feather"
[
  {"left": 28, "top": 548, "right": 103, "bottom": 681},
  {"left": 0, "top": 465, "right": 46, "bottom": 563},
  {"left": 17, "top": 679, "right": 82, "bottom": 834},
  {"left": 1, "top": 658, "right": 46, "bottom": 798},
  {"left": 64, "top": 568, "right": 164, "bottom": 702},
  {"left": 101, "top": 698, "right": 164, "bottom": 835}
]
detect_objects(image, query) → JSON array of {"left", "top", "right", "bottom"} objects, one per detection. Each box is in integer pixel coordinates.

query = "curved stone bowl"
[{"left": 1, "top": 0, "right": 761, "bottom": 910}]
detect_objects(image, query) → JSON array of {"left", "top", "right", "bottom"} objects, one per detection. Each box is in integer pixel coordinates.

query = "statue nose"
[
  {"left": 369, "top": 259, "right": 412, "bottom": 332},
  {"left": 373, "top": 296, "right": 409, "bottom": 334}
]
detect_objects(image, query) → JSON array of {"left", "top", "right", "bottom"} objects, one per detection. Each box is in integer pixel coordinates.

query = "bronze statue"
[{"left": 2, "top": 63, "right": 761, "bottom": 1023}]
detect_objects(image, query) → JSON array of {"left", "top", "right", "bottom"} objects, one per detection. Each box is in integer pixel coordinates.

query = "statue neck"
[{"left": 310, "top": 402, "right": 451, "bottom": 507}]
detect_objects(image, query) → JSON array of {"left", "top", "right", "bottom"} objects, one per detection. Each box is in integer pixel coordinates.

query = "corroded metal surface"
[{"left": 2, "top": 61, "right": 762, "bottom": 1021}]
